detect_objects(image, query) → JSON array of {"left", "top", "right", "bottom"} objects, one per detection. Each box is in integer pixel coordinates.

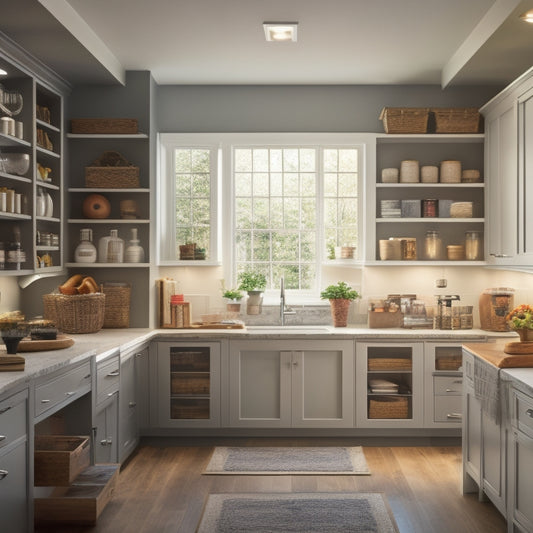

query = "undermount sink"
[{"left": 245, "top": 326, "right": 331, "bottom": 333}]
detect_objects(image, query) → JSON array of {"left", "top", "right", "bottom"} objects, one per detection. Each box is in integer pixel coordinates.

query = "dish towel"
[{"left": 474, "top": 356, "right": 501, "bottom": 424}]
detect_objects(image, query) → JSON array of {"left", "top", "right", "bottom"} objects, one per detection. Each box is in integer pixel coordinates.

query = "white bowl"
[{"left": 2, "top": 153, "right": 30, "bottom": 175}]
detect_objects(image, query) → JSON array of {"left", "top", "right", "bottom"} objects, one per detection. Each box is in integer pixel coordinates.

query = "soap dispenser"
[
  {"left": 74, "top": 228, "right": 97, "bottom": 263},
  {"left": 124, "top": 227, "right": 145, "bottom": 263}
]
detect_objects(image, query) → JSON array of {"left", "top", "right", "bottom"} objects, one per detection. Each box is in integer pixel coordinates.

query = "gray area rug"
[
  {"left": 196, "top": 492, "right": 399, "bottom": 532},
  {"left": 203, "top": 446, "right": 370, "bottom": 475}
]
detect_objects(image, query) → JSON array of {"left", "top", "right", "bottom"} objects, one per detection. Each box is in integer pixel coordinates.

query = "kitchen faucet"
[{"left": 280, "top": 277, "right": 296, "bottom": 326}]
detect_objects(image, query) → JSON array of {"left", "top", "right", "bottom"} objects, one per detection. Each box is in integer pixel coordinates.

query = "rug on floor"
[
  {"left": 196, "top": 492, "right": 399, "bottom": 532},
  {"left": 203, "top": 446, "right": 370, "bottom": 475}
]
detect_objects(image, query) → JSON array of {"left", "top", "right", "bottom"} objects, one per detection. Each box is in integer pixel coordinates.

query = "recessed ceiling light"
[
  {"left": 520, "top": 9, "right": 533, "bottom": 23},
  {"left": 0, "top": 69, "right": 7, "bottom": 76},
  {"left": 263, "top": 22, "right": 298, "bottom": 42}
]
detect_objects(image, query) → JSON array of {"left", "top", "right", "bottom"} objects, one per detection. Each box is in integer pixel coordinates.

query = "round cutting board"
[{"left": 17, "top": 335, "right": 74, "bottom": 352}]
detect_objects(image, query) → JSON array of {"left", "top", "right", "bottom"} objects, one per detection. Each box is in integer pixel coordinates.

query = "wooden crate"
[
  {"left": 34, "top": 435, "right": 90, "bottom": 486},
  {"left": 34, "top": 464, "right": 119, "bottom": 526},
  {"left": 71, "top": 118, "right": 138, "bottom": 134}
]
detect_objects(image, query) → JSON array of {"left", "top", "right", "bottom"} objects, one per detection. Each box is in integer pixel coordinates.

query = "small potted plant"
[
  {"left": 506, "top": 304, "right": 533, "bottom": 342},
  {"left": 238, "top": 271, "right": 267, "bottom": 315},
  {"left": 320, "top": 281, "right": 360, "bottom": 327},
  {"left": 222, "top": 288, "right": 244, "bottom": 313}
]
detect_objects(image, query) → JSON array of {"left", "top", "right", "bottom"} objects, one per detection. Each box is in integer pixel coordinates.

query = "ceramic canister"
[
  {"left": 440, "top": 160, "right": 461, "bottom": 183},
  {"left": 381, "top": 167, "right": 399, "bottom": 183},
  {"left": 400, "top": 160, "right": 419, "bottom": 183},
  {"left": 421, "top": 165, "right": 439, "bottom": 183}
]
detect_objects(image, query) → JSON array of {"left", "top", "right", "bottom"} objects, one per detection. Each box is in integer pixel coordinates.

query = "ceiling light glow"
[
  {"left": 520, "top": 10, "right": 533, "bottom": 23},
  {"left": 263, "top": 22, "right": 298, "bottom": 42},
  {"left": 0, "top": 69, "right": 7, "bottom": 76}
]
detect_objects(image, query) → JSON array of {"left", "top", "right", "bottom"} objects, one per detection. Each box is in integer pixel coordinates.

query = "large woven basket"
[
  {"left": 431, "top": 108, "right": 482, "bottom": 133},
  {"left": 43, "top": 293, "right": 105, "bottom": 334},
  {"left": 368, "top": 357, "right": 412, "bottom": 371},
  {"left": 368, "top": 396, "right": 409, "bottom": 419},
  {"left": 85, "top": 151, "right": 140, "bottom": 188},
  {"left": 71, "top": 118, "right": 138, "bottom": 134},
  {"left": 379, "top": 107, "right": 430, "bottom": 134},
  {"left": 102, "top": 283, "right": 131, "bottom": 328}
]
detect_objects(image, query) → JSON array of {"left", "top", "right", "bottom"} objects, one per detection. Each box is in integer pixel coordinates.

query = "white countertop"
[{"left": 0, "top": 326, "right": 515, "bottom": 397}]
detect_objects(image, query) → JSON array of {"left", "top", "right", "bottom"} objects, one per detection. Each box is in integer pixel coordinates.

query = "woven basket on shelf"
[
  {"left": 85, "top": 151, "right": 140, "bottom": 188},
  {"left": 102, "top": 283, "right": 131, "bottom": 328},
  {"left": 431, "top": 108, "right": 482, "bottom": 133},
  {"left": 43, "top": 293, "right": 105, "bottom": 334},
  {"left": 368, "top": 357, "right": 412, "bottom": 371},
  {"left": 71, "top": 118, "right": 138, "bottom": 134},
  {"left": 379, "top": 107, "right": 430, "bottom": 134},
  {"left": 435, "top": 356, "right": 462, "bottom": 371},
  {"left": 368, "top": 396, "right": 409, "bottom": 419}
]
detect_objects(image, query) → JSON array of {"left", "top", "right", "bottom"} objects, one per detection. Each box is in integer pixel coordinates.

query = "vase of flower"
[
  {"left": 516, "top": 329, "right": 533, "bottom": 342},
  {"left": 506, "top": 304, "right": 533, "bottom": 342}
]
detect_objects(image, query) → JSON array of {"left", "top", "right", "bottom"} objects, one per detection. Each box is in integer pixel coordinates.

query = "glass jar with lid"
[
  {"left": 465, "top": 231, "right": 482, "bottom": 260},
  {"left": 424, "top": 230, "right": 443, "bottom": 260}
]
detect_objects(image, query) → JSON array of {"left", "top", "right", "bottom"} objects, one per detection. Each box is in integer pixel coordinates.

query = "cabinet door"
[
  {"left": 228, "top": 342, "right": 291, "bottom": 428},
  {"left": 0, "top": 441, "right": 29, "bottom": 533},
  {"left": 291, "top": 342, "right": 354, "bottom": 428},
  {"left": 94, "top": 393, "right": 118, "bottom": 464},
  {"left": 485, "top": 98, "right": 518, "bottom": 263},
  {"left": 119, "top": 351, "right": 138, "bottom": 463},
  {"left": 510, "top": 429, "right": 533, "bottom": 532},
  {"left": 157, "top": 342, "right": 221, "bottom": 428}
]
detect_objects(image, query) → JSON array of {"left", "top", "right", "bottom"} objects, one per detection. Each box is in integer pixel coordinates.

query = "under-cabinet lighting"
[
  {"left": 263, "top": 22, "right": 298, "bottom": 42},
  {"left": 520, "top": 9, "right": 533, "bottom": 23},
  {"left": 0, "top": 69, "right": 7, "bottom": 76}
]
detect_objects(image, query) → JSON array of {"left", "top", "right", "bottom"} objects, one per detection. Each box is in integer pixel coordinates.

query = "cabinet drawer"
[
  {"left": 35, "top": 362, "right": 91, "bottom": 418},
  {"left": 434, "top": 376, "right": 463, "bottom": 396},
  {"left": 96, "top": 355, "right": 120, "bottom": 405},
  {"left": 434, "top": 395, "right": 462, "bottom": 422},
  {"left": 0, "top": 390, "right": 27, "bottom": 451},
  {"left": 513, "top": 389, "right": 533, "bottom": 436}
]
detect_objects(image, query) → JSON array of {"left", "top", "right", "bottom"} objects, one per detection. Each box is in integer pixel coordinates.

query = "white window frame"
[{"left": 157, "top": 132, "right": 375, "bottom": 301}]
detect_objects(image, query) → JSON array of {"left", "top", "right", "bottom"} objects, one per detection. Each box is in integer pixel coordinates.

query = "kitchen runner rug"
[
  {"left": 196, "top": 492, "right": 398, "bottom": 532},
  {"left": 203, "top": 446, "right": 370, "bottom": 475}
]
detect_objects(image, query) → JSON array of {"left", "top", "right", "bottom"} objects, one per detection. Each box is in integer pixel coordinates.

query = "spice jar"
[
  {"left": 465, "top": 231, "right": 482, "bottom": 260},
  {"left": 424, "top": 230, "right": 443, "bottom": 260},
  {"left": 422, "top": 199, "right": 438, "bottom": 217}
]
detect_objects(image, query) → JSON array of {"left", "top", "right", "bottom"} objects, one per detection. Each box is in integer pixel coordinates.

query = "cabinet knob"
[
  {"left": 0, "top": 470, "right": 8, "bottom": 480},
  {"left": 526, "top": 408, "right": 533, "bottom": 418},
  {"left": 129, "top": 402, "right": 137, "bottom": 408},
  {"left": 100, "top": 438, "right": 113, "bottom": 446},
  {"left": 107, "top": 370, "right": 120, "bottom": 377}
]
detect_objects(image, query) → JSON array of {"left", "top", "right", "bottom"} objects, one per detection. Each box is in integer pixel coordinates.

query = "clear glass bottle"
[
  {"left": 465, "top": 231, "right": 482, "bottom": 260},
  {"left": 74, "top": 228, "right": 97, "bottom": 263},
  {"left": 106, "top": 229, "right": 124, "bottom": 263},
  {"left": 124, "top": 228, "right": 145, "bottom": 263},
  {"left": 424, "top": 230, "right": 443, "bottom": 260}
]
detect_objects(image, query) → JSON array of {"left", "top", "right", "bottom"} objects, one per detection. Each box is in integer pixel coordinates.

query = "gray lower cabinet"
[
  {"left": 228, "top": 339, "right": 354, "bottom": 428},
  {"left": 0, "top": 389, "right": 29, "bottom": 533}
]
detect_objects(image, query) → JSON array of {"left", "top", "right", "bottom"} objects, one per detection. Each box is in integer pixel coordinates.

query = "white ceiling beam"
[
  {"left": 442, "top": 0, "right": 522, "bottom": 88},
  {"left": 38, "top": 0, "right": 125, "bottom": 85}
]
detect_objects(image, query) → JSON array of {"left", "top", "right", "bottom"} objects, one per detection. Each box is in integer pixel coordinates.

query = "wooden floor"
[{"left": 37, "top": 437, "right": 507, "bottom": 533}]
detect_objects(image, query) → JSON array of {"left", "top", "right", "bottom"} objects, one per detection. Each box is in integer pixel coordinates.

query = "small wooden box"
[
  {"left": 71, "top": 118, "right": 138, "bottom": 134},
  {"left": 368, "top": 311, "right": 404, "bottom": 329},
  {"left": 34, "top": 464, "right": 119, "bottom": 526},
  {"left": 34, "top": 435, "right": 90, "bottom": 486}
]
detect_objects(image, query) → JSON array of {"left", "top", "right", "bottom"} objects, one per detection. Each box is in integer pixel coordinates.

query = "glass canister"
[
  {"left": 465, "top": 231, "right": 482, "bottom": 260},
  {"left": 424, "top": 230, "right": 443, "bottom": 260}
]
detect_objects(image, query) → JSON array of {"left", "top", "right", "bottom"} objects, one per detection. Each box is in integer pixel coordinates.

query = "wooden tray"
[
  {"left": 18, "top": 335, "right": 74, "bottom": 352},
  {"left": 504, "top": 341, "right": 533, "bottom": 355}
]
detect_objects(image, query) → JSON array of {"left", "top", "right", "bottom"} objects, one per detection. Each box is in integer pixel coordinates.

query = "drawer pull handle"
[
  {"left": 129, "top": 402, "right": 137, "bottom": 408},
  {"left": 65, "top": 391, "right": 76, "bottom": 397},
  {"left": 41, "top": 399, "right": 51, "bottom": 404},
  {"left": 107, "top": 370, "right": 120, "bottom": 377},
  {"left": 453, "top": 380, "right": 463, "bottom": 384},
  {"left": 100, "top": 438, "right": 112, "bottom": 446},
  {"left": 446, "top": 389, "right": 459, "bottom": 393},
  {"left": 84, "top": 374, "right": 91, "bottom": 380},
  {"left": 107, "top": 391, "right": 118, "bottom": 397},
  {"left": 447, "top": 413, "right": 462, "bottom": 419},
  {"left": 0, "top": 470, "right": 8, "bottom": 480},
  {"left": 0, "top": 406, "right": 12, "bottom": 415},
  {"left": 0, "top": 435, "right": 6, "bottom": 442},
  {"left": 526, "top": 409, "right": 533, "bottom": 418}
]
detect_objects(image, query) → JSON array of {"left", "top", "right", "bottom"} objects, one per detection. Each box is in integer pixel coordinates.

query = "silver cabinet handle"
[
  {"left": 65, "top": 391, "right": 76, "bottom": 397},
  {"left": 0, "top": 436, "right": 5, "bottom": 442},
  {"left": 447, "top": 413, "right": 462, "bottom": 419},
  {"left": 129, "top": 402, "right": 137, "bottom": 408},
  {"left": 107, "top": 370, "right": 120, "bottom": 377},
  {"left": 452, "top": 380, "right": 463, "bottom": 384},
  {"left": 100, "top": 438, "right": 113, "bottom": 446},
  {"left": 446, "top": 389, "right": 459, "bottom": 393},
  {"left": 0, "top": 470, "right": 7, "bottom": 480},
  {"left": 489, "top": 253, "right": 512, "bottom": 258},
  {"left": 107, "top": 391, "right": 118, "bottom": 397},
  {"left": 40, "top": 399, "right": 51, "bottom": 404},
  {"left": 526, "top": 409, "right": 533, "bottom": 418},
  {"left": 135, "top": 353, "right": 143, "bottom": 358},
  {"left": 0, "top": 406, "right": 12, "bottom": 415}
]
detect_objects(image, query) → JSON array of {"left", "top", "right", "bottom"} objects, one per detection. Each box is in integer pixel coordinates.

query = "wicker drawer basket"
[
  {"left": 71, "top": 118, "right": 138, "bottom": 134},
  {"left": 368, "top": 396, "right": 409, "bottom": 419},
  {"left": 431, "top": 108, "right": 482, "bottom": 133},
  {"left": 368, "top": 357, "right": 412, "bottom": 371},
  {"left": 43, "top": 293, "right": 105, "bottom": 334},
  {"left": 102, "top": 283, "right": 131, "bottom": 328},
  {"left": 379, "top": 107, "right": 430, "bottom": 134}
]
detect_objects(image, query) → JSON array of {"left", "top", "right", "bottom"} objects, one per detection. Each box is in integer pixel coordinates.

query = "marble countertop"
[{"left": 0, "top": 325, "right": 515, "bottom": 397}]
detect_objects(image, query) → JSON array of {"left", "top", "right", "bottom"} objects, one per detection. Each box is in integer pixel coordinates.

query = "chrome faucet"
[{"left": 280, "top": 276, "right": 296, "bottom": 326}]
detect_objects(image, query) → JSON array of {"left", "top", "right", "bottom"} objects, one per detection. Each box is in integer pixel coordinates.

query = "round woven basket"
[{"left": 43, "top": 293, "right": 105, "bottom": 334}]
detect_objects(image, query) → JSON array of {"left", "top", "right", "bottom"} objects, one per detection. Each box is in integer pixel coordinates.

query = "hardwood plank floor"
[{"left": 36, "top": 437, "right": 507, "bottom": 533}]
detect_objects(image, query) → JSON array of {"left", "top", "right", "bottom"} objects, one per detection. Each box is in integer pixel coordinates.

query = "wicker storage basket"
[
  {"left": 102, "top": 283, "right": 131, "bottom": 328},
  {"left": 368, "top": 357, "right": 412, "bottom": 370},
  {"left": 71, "top": 118, "right": 138, "bottom": 134},
  {"left": 431, "top": 108, "right": 482, "bottom": 133},
  {"left": 85, "top": 151, "right": 140, "bottom": 188},
  {"left": 369, "top": 396, "right": 409, "bottom": 419},
  {"left": 43, "top": 293, "right": 105, "bottom": 334},
  {"left": 436, "top": 356, "right": 462, "bottom": 371},
  {"left": 379, "top": 107, "right": 430, "bottom": 134}
]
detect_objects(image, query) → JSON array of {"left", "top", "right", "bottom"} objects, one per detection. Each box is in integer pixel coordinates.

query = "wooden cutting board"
[
  {"left": 504, "top": 341, "right": 533, "bottom": 355},
  {"left": 17, "top": 335, "right": 75, "bottom": 352}
]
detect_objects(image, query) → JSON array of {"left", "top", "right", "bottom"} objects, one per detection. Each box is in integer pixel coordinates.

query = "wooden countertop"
[{"left": 464, "top": 338, "right": 533, "bottom": 368}]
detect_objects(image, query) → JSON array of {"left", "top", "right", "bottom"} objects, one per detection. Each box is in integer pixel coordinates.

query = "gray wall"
[{"left": 156, "top": 84, "right": 501, "bottom": 132}]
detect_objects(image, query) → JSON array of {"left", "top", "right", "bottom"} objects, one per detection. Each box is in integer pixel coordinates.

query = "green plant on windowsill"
[
  {"left": 237, "top": 271, "right": 267, "bottom": 292},
  {"left": 320, "top": 281, "right": 360, "bottom": 301},
  {"left": 222, "top": 289, "right": 244, "bottom": 301}
]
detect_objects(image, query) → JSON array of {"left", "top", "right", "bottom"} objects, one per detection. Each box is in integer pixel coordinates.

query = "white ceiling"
[{"left": 2, "top": 0, "right": 533, "bottom": 87}]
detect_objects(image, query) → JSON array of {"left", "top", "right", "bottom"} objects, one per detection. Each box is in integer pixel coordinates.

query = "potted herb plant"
[
  {"left": 320, "top": 281, "right": 360, "bottom": 327},
  {"left": 238, "top": 271, "right": 267, "bottom": 315},
  {"left": 222, "top": 288, "right": 244, "bottom": 312}
]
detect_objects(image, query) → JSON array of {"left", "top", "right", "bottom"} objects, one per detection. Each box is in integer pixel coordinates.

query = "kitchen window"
[{"left": 158, "top": 133, "right": 370, "bottom": 297}]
